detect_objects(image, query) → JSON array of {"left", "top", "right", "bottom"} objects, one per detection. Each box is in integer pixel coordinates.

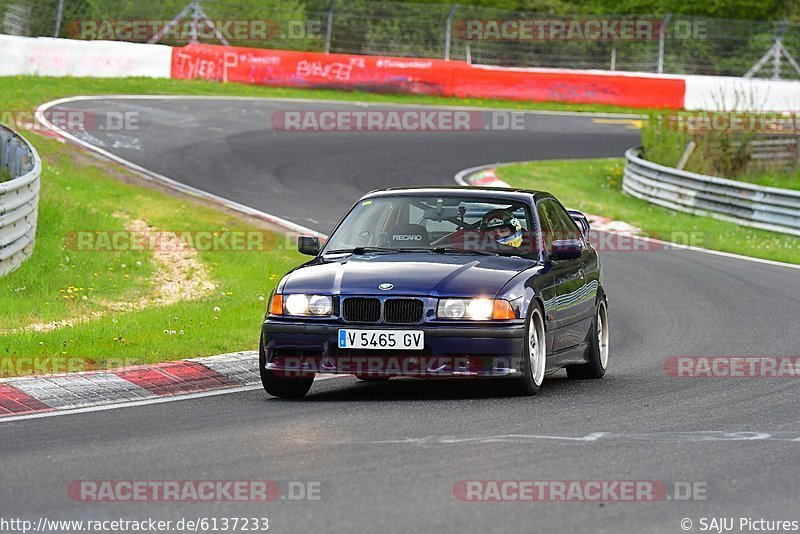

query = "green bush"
[{"left": 642, "top": 111, "right": 800, "bottom": 189}]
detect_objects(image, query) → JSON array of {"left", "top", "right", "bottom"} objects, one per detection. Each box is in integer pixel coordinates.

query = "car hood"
[{"left": 281, "top": 252, "right": 536, "bottom": 297}]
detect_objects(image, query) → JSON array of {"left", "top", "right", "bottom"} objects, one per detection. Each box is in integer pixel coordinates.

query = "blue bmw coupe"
[{"left": 260, "top": 187, "right": 609, "bottom": 398}]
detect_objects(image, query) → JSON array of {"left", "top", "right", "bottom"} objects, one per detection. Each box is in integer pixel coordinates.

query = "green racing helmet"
[{"left": 480, "top": 209, "right": 523, "bottom": 248}]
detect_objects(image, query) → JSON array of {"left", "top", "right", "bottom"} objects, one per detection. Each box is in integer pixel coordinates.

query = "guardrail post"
[
  {"left": 444, "top": 4, "right": 458, "bottom": 61},
  {"left": 53, "top": 0, "right": 65, "bottom": 37},
  {"left": 10, "top": 139, "right": 21, "bottom": 178},
  {"left": 324, "top": 0, "right": 335, "bottom": 54},
  {"left": 657, "top": 13, "right": 672, "bottom": 74},
  {"left": 796, "top": 136, "right": 800, "bottom": 165},
  {"left": 0, "top": 130, "right": 9, "bottom": 168}
]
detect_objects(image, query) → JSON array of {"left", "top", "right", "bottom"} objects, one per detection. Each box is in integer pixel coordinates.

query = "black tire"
[
  {"left": 259, "top": 339, "right": 314, "bottom": 398},
  {"left": 566, "top": 298, "right": 609, "bottom": 380},
  {"left": 511, "top": 301, "right": 546, "bottom": 396}
]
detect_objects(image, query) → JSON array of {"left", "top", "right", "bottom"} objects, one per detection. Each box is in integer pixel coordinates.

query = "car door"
[
  {"left": 538, "top": 199, "right": 593, "bottom": 352},
  {"left": 534, "top": 201, "right": 559, "bottom": 354}
]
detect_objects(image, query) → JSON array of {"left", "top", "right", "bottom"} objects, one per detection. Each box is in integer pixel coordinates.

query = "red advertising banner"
[
  {"left": 171, "top": 44, "right": 684, "bottom": 109},
  {"left": 451, "top": 64, "right": 685, "bottom": 108},
  {"left": 171, "top": 45, "right": 453, "bottom": 95}
]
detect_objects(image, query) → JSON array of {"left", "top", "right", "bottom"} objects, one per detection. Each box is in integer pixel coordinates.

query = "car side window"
[
  {"left": 536, "top": 201, "right": 555, "bottom": 253},
  {"left": 539, "top": 199, "right": 582, "bottom": 246}
]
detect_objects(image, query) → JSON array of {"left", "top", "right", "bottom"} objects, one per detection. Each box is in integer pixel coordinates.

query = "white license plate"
[{"left": 338, "top": 329, "right": 424, "bottom": 350}]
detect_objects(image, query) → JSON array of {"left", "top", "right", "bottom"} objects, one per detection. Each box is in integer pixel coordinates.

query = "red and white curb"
[
  {"left": 455, "top": 164, "right": 641, "bottom": 235},
  {"left": 0, "top": 352, "right": 340, "bottom": 420}
]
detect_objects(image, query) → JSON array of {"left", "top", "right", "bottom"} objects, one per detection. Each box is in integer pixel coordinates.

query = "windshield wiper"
[
  {"left": 432, "top": 246, "right": 498, "bottom": 256},
  {"left": 326, "top": 246, "right": 502, "bottom": 256},
  {"left": 325, "top": 247, "right": 392, "bottom": 255},
  {"left": 325, "top": 246, "right": 440, "bottom": 255}
]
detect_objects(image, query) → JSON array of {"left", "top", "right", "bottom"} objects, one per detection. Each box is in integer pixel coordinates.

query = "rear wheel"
[
  {"left": 259, "top": 340, "right": 314, "bottom": 398},
  {"left": 512, "top": 302, "right": 546, "bottom": 395},
  {"left": 566, "top": 299, "right": 609, "bottom": 380}
]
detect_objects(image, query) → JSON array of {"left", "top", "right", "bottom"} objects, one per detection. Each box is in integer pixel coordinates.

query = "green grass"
[
  {"left": 0, "top": 168, "right": 10, "bottom": 182},
  {"left": 0, "top": 146, "right": 155, "bottom": 326},
  {"left": 0, "top": 132, "right": 304, "bottom": 377},
  {"left": 497, "top": 158, "right": 800, "bottom": 265},
  {"left": 0, "top": 75, "right": 651, "bottom": 115}
]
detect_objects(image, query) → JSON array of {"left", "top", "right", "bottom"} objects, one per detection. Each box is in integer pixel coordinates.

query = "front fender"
[{"left": 497, "top": 264, "right": 555, "bottom": 353}]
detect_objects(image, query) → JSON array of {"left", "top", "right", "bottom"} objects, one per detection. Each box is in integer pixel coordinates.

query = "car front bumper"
[{"left": 262, "top": 320, "right": 526, "bottom": 378}]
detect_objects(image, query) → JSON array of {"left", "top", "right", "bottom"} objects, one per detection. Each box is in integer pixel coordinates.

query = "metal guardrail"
[
  {"left": 748, "top": 136, "right": 800, "bottom": 166},
  {"left": 623, "top": 147, "right": 800, "bottom": 237},
  {"left": 0, "top": 124, "right": 41, "bottom": 277}
]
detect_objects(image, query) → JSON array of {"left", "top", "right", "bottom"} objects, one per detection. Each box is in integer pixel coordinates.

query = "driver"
[{"left": 480, "top": 209, "right": 523, "bottom": 249}]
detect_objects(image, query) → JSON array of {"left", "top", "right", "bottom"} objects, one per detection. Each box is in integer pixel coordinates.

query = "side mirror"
[
  {"left": 551, "top": 239, "right": 583, "bottom": 261},
  {"left": 567, "top": 209, "right": 590, "bottom": 239},
  {"left": 297, "top": 236, "right": 320, "bottom": 256}
]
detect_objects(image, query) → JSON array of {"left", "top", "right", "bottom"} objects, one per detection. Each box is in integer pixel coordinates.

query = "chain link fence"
[{"left": 2, "top": 0, "right": 799, "bottom": 79}]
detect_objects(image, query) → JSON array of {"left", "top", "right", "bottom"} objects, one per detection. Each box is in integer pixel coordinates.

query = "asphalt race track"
[{"left": 3, "top": 98, "right": 800, "bottom": 533}]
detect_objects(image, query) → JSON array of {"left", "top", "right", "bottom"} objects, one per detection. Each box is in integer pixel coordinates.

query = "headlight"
[
  {"left": 467, "top": 299, "right": 494, "bottom": 320},
  {"left": 440, "top": 299, "right": 467, "bottom": 318},
  {"left": 308, "top": 295, "right": 333, "bottom": 315},
  {"left": 282, "top": 294, "right": 333, "bottom": 316},
  {"left": 437, "top": 298, "right": 516, "bottom": 320}
]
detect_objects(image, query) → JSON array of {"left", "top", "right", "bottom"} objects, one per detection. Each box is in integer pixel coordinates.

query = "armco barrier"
[
  {"left": 4, "top": 34, "right": 800, "bottom": 111},
  {"left": 683, "top": 75, "right": 800, "bottom": 112},
  {"left": 0, "top": 124, "right": 42, "bottom": 277},
  {"left": 170, "top": 44, "right": 686, "bottom": 109},
  {"left": 0, "top": 34, "right": 29, "bottom": 76},
  {"left": 623, "top": 147, "right": 800, "bottom": 236},
  {"left": 448, "top": 64, "right": 686, "bottom": 109},
  {"left": 0, "top": 34, "right": 172, "bottom": 78},
  {"left": 171, "top": 45, "right": 455, "bottom": 94}
]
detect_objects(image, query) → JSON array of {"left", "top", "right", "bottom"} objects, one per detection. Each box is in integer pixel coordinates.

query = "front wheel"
[
  {"left": 259, "top": 340, "right": 314, "bottom": 398},
  {"left": 567, "top": 299, "right": 609, "bottom": 380},
  {"left": 511, "top": 302, "right": 546, "bottom": 395}
]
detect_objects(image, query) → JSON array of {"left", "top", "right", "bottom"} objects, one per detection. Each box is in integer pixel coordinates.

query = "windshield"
[{"left": 323, "top": 195, "right": 539, "bottom": 257}]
